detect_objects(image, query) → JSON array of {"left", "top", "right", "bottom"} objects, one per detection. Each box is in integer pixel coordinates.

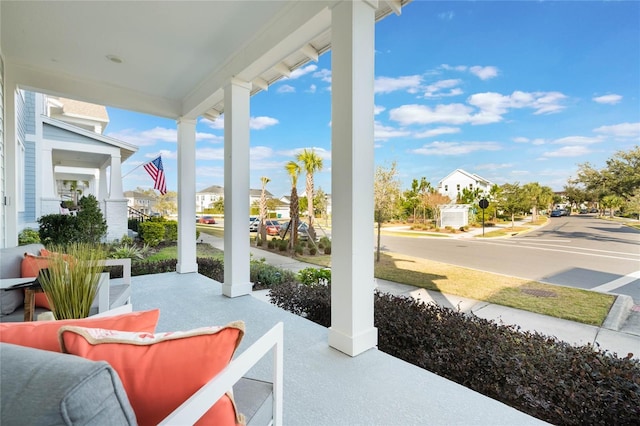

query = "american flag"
[{"left": 143, "top": 156, "right": 167, "bottom": 195}]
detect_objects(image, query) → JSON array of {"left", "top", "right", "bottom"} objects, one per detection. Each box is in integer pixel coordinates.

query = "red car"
[
  {"left": 198, "top": 216, "right": 216, "bottom": 224},
  {"left": 264, "top": 220, "right": 281, "bottom": 235}
]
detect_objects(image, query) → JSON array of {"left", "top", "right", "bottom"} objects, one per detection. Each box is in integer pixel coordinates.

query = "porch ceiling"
[{"left": 1, "top": 1, "right": 407, "bottom": 120}]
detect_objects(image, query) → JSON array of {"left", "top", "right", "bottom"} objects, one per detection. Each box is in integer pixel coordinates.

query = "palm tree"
[
  {"left": 297, "top": 148, "right": 323, "bottom": 240},
  {"left": 258, "top": 176, "right": 270, "bottom": 245},
  {"left": 285, "top": 161, "right": 301, "bottom": 249}
]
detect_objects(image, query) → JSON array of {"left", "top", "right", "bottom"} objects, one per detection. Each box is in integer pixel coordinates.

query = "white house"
[
  {"left": 15, "top": 91, "right": 137, "bottom": 241},
  {"left": 437, "top": 169, "right": 493, "bottom": 202},
  {"left": 196, "top": 185, "right": 224, "bottom": 213}
]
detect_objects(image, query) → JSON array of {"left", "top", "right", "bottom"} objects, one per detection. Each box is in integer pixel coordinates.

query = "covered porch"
[
  {"left": 133, "top": 271, "right": 542, "bottom": 425},
  {"left": 2, "top": 0, "right": 402, "bottom": 357}
]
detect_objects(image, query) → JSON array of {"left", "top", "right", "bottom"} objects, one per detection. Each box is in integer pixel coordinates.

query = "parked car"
[
  {"left": 264, "top": 220, "right": 281, "bottom": 236},
  {"left": 550, "top": 210, "right": 564, "bottom": 217},
  {"left": 279, "top": 221, "right": 316, "bottom": 240},
  {"left": 249, "top": 217, "right": 259, "bottom": 232},
  {"left": 198, "top": 216, "right": 216, "bottom": 224}
]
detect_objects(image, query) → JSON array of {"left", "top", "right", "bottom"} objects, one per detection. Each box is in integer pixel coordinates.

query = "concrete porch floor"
[{"left": 132, "top": 272, "right": 544, "bottom": 425}]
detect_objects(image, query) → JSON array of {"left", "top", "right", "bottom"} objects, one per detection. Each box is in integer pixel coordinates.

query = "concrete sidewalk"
[{"left": 199, "top": 232, "right": 640, "bottom": 359}]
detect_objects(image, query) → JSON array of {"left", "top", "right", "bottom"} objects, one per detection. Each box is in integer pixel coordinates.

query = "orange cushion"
[
  {"left": 20, "top": 253, "right": 52, "bottom": 309},
  {"left": 0, "top": 309, "right": 160, "bottom": 352},
  {"left": 59, "top": 322, "right": 246, "bottom": 426}
]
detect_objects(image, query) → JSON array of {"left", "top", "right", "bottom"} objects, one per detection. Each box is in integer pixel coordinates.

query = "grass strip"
[{"left": 373, "top": 251, "right": 613, "bottom": 326}]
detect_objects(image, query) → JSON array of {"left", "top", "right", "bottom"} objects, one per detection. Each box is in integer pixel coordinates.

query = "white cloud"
[
  {"left": 593, "top": 94, "right": 622, "bottom": 105},
  {"left": 542, "top": 146, "right": 592, "bottom": 158},
  {"left": 109, "top": 127, "right": 220, "bottom": 145},
  {"left": 374, "top": 105, "right": 386, "bottom": 115},
  {"left": 201, "top": 116, "right": 224, "bottom": 130},
  {"left": 250, "top": 146, "right": 275, "bottom": 160},
  {"left": 313, "top": 68, "right": 332, "bottom": 83},
  {"left": 512, "top": 137, "right": 529, "bottom": 143},
  {"left": 469, "top": 66, "right": 499, "bottom": 80},
  {"left": 423, "top": 79, "right": 463, "bottom": 98},
  {"left": 289, "top": 64, "right": 317, "bottom": 79},
  {"left": 532, "top": 138, "right": 546, "bottom": 146},
  {"left": 593, "top": 122, "right": 640, "bottom": 138},
  {"left": 390, "top": 103, "right": 474, "bottom": 126},
  {"left": 414, "top": 127, "right": 461, "bottom": 139},
  {"left": 438, "top": 11, "right": 455, "bottom": 20},
  {"left": 392, "top": 90, "right": 568, "bottom": 127},
  {"left": 278, "top": 147, "right": 331, "bottom": 160},
  {"left": 552, "top": 136, "right": 601, "bottom": 145},
  {"left": 410, "top": 141, "right": 501, "bottom": 155},
  {"left": 195, "top": 147, "right": 224, "bottom": 160},
  {"left": 195, "top": 166, "right": 223, "bottom": 179},
  {"left": 374, "top": 121, "right": 411, "bottom": 141},
  {"left": 441, "top": 64, "right": 468, "bottom": 72},
  {"left": 277, "top": 84, "right": 296, "bottom": 94},
  {"left": 306, "top": 84, "right": 317, "bottom": 94},
  {"left": 476, "top": 163, "right": 514, "bottom": 170},
  {"left": 375, "top": 75, "right": 422, "bottom": 94},
  {"left": 250, "top": 116, "right": 279, "bottom": 130}
]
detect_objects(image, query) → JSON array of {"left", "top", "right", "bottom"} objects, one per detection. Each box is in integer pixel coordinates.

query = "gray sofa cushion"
[
  {"left": 0, "top": 243, "right": 44, "bottom": 315},
  {"left": 0, "top": 342, "right": 137, "bottom": 425}
]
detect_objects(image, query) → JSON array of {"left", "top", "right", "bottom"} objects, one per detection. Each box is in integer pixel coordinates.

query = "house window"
[
  {"left": 469, "top": 184, "right": 473, "bottom": 190},
  {"left": 444, "top": 185, "right": 448, "bottom": 192},
  {"left": 456, "top": 184, "right": 460, "bottom": 191}
]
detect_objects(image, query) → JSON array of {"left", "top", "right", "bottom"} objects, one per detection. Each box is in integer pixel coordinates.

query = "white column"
[
  {"left": 177, "top": 118, "right": 198, "bottom": 273},
  {"left": 40, "top": 146, "right": 57, "bottom": 198},
  {"left": 222, "top": 79, "right": 252, "bottom": 297},
  {"left": 108, "top": 155, "right": 123, "bottom": 199},
  {"left": 328, "top": 0, "right": 378, "bottom": 356},
  {"left": 98, "top": 165, "right": 108, "bottom": 203}
]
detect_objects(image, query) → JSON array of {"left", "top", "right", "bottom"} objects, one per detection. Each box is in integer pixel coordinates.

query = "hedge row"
[{"left": 268, "top": 282, "right": 640, "bottom": 425}]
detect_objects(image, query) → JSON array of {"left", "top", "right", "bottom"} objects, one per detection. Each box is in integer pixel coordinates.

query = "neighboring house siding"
[
  {"left": 23, "top": 141, "right": 37, "bottom": 222},
  {"left": 16, "top": 91, "right": 27, "bottom": 142},
  {"left": 44, "top": 124, "right": 106, "bottom": 144}
]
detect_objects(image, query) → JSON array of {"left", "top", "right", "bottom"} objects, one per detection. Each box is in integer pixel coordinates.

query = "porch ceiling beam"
[
  {"left": 252, "top": 77, "right": 269, "bottom": 91},
  {"left": 273, "top": 62, "right": 291, "bottom": 78},
  {"left": 383, "top": 0, "right": 402, "bottom": 16},
  {"left": 300, "top": 43, "right": 319, "bottom": 62}
]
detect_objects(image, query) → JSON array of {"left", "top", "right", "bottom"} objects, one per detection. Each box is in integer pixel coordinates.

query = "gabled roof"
[
  {"left": 250, "top": 189, "right": 274, "bottom": 198},
  {"left": 43, "top": 116, "right": 138, "bottom": 163},
  {"left": 438, "top": 169, "right": 492, "bottom": 186},
  {"left": 198, "top": 185, "right": 224, "bottom": 195}
]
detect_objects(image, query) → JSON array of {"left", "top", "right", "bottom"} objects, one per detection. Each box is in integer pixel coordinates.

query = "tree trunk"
[{"left": 306, "top": 173, "right": 316, "bottom": 241}]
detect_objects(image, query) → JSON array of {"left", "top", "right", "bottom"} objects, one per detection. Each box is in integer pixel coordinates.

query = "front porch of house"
[{"left": 132, "top": 271, "right": 543, "bottom": 425}]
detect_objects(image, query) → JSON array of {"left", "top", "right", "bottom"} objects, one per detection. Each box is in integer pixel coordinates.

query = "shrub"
[
  {"left": 268, "top": 285, "right": 640, "bottom": 424},
  {"left": 110, "top": 243, "right": 145, "bottom": 260},
  {"left": 278, "top": 240, "right": 288, "bottom": 251},
  {"left": 128, "top": 218, "right": 141, "bottom": 233},
  {"left": 267, "top": 240, "right": 275, "bottom": 249},
  {"left": 138, "top": 221, "right": 165, "bottom": 247},
  {"left": 294, "top": 243, "right": 304, "bottom": 255},
  {"left": 308, "top": 246, "right": 317, "bottom": 255},
  {"left": 75, "top": 195, "right": 107, "bottom": 243},
  {"left": 196, "top": 257, "right": 224, "bottom": 282},
  {"left": 250, "top": 259, "right": 296, "bottom": 290},
  {"left": 18, "top": 228, "right": 41, "bottom": 245},
  {"left": 297, "top": 267, "right": 331, "bottom": 286},
  {"left": 319, "top": 236, "right": 331, "bottom": 247},
  {"left": 324, "top": 245, "right": 331, "bottom": 255},
  {"left": 164, "top": 221, "right": 178, "bottom": 242},
  {"left": 39, "top": 214, "right": 81, "bottom": 245}
]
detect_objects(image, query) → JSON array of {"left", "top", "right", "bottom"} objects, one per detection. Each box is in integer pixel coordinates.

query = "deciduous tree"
[{"left": 374, "top": 162, "right": 402, "bottom": 262}]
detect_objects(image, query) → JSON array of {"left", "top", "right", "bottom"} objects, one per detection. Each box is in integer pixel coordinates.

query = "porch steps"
[{"left": 234, "top": 377, "right": 273, "bottom": 426}]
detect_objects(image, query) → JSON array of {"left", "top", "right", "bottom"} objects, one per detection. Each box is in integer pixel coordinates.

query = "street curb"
[{"left": 602, "top": 294, "right": 634, "bottom": 331}]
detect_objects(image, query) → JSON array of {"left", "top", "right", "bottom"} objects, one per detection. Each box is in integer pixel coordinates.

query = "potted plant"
[{"left": 37, "top": 243, "right": 107, "bottom": 320}]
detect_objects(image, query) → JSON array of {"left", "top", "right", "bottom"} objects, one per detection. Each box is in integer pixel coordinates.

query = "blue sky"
[{"left": 109, "top": 1, "right": 640, "bottom": 198}]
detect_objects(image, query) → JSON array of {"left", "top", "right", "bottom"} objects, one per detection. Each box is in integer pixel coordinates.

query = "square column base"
[
  {"left": 176, "top": 263, "right": 198, "bottom": 274},
  {"left": 328, "top": 326, "right": 378, "bottom": 357},
  {"left": 222, "top": 282, "right": 253, "bottom": 298}
]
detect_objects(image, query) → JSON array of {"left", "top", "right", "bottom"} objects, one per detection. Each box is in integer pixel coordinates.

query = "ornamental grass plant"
[{"left": 38, "top": 243, "right": 107, "bottom": 320}]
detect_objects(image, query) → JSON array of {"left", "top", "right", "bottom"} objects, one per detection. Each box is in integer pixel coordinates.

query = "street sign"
[{"left": 479, "top": 198, "right": 489, "bottom": 209}]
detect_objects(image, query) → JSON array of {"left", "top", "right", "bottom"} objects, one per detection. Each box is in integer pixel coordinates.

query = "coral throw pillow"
[
  {"left": 20, "top": 253, "right": 52, "bottom": 309},
  {"left": 59, "top": 322, "right": 246, "bottom": 426},
  {"left": 0, "top": 309, "right": 160, "bottom": 352}
]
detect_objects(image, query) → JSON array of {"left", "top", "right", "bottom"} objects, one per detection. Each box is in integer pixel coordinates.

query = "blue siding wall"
[
  {"left": 24, "top": 91, "right": 36, "bottom": 136},
  {"left": 23, "top": 140, "right": 36, "bottom": 222}
]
